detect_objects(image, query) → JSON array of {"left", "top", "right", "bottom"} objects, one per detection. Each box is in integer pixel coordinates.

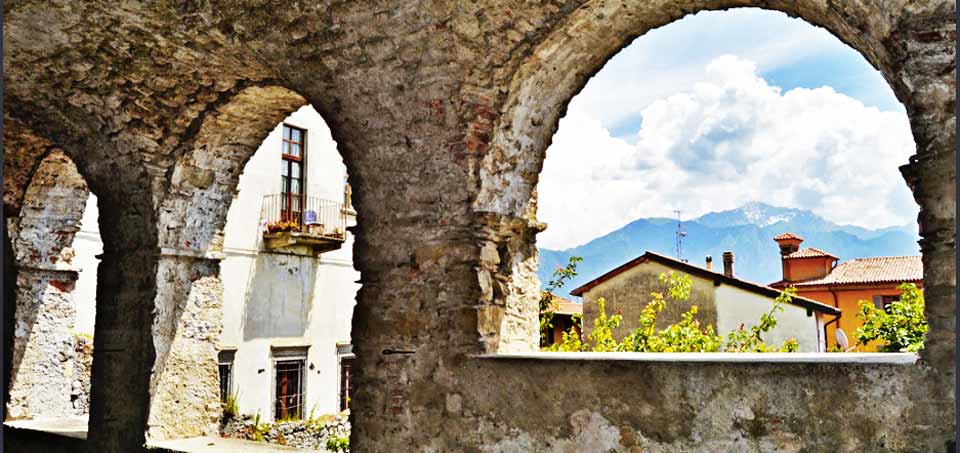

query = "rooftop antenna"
[{"left": 674, "top": 209, "right": 687, "bottom": 263}]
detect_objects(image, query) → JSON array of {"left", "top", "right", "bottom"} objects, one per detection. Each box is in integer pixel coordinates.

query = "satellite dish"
[{"left": 835, "top": 328, "right": 849, "bottom": 351}]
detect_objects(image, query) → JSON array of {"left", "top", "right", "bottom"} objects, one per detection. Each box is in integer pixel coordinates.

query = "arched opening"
[
  {"left": 475, "top": 3, "right": 950, "bottom": 358},
  {"left": 5, "top": 150, "right": 100, "bottom": 437},
  {"left": 141, "top": 85, "right": 360, "bottom": 449},
  {"left": 533, "top": 8, "right": 920, "bottom": 354},
  {"left": 215, "top": 104, "right": 358, "bottom": 446},
  {"left": 467, "top": 2, "right": 953, "bottom": 450}
]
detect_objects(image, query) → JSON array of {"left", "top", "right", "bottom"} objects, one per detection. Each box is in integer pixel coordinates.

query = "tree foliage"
[
  {"left": 539, "top": 256, "right": 582, "bottom": 346},
  {"left": 855, "top": 283, "right": 926, "bottom": 352},
  {"left": 547, "top": 272, "right": 798, "bottom": 353}
]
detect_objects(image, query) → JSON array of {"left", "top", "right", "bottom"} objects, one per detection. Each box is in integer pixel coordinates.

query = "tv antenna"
[{"left": 674, "top": 209, "right": 687, "bottom": 262}]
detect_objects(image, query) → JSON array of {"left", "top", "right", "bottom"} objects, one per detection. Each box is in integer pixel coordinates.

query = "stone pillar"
[
  {"left": 86, "top": 203, "right": 159, "bottom": 453},
  {"left": 7, "top": 267, "right": 81, "bottom": 420},
  {"left": 476, "top": 214, "right": 543, "bottom": 354},
  {"left": 146, "top": 253, "right": 223, "bottom": 441}
]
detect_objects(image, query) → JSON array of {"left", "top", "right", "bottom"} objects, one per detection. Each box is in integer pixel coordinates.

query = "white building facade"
[
  {"left": 218, "top": 105, "right": 359, "bottom": 421},
  {"left": 65, "top": 105, "right": 359, "bottom": 422}
]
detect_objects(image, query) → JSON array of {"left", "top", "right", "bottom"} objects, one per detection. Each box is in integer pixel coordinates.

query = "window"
[
  {"left": 273, "top": 347, "right": 307, "bottom": 421},
  {"left": 872, "top": 295, "right": 899, "bottom": 311},
  {"left": 218, "top": 350, "right": 236, "bottom": 403},
  {"left": 281, "top": 124, "right": 306, "bottom": 223},
  {"left": 337, "top": 343, "right": 355, "bottom": 412}
]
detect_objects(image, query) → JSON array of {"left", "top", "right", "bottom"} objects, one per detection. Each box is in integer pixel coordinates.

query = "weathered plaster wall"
[
  {"left": 2, "top": 1, "right": 954, "bottom": 452},
  {"left": 466, "top": 357, "right": 949, "bottom": 452},
  {"left": 580, "top": 261, "right": 719, "bottom": 341}
]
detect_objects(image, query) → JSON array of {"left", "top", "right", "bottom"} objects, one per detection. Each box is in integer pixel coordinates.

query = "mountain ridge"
[{"left": 539, "top": 203, "right": 919, "bottom": 295}]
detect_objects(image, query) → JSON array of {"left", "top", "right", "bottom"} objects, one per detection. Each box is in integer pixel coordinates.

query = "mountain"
[{"left": 538, "top": 202, "right": 919, "bottom": 295}]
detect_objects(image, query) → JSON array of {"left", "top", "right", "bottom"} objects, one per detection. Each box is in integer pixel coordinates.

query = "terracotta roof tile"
[
  {"left": 787, "top": 256, "right": 922, "bottom": 287},
  {"left": 542, "top": 293, "right": 582, "bottom": 315},
  {"left": 774, "top": 232, "right": 804, "bottom": 241},
  {"left": 785, "top": 247, "right": 838, "bottom": 259}
]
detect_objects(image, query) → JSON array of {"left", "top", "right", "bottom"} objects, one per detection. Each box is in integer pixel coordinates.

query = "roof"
[
  {"left": 569, "top": 251, "right": 840, "bottom": 316},
  {"left": 543, "top": 294, "right": 582, "bottom": 316},
  {"left": 773, "top": 256, "right": 922, "bottom": 288},
  {"left": 784, "top": 247, "right": 838, "bottom": 259},
  {"left": 774, "top": 232, "right": 804, "bottom": 241}
]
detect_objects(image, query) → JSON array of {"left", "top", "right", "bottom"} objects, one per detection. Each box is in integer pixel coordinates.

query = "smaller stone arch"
[
  {"left": 147, "top": 85, "right": 327, "bottom": 440},
  {"left": 6, "top": 150, "right": 93, "bottom": 421}
]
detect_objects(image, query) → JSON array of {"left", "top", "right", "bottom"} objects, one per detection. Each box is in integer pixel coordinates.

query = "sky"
[{"left": 536, "top": 8, "right": 918, "bottom": 250}]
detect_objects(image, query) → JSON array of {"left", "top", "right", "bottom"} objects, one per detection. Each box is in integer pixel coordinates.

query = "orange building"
[
  {"left": 768, "top": 233, "right": 922, "bottom": 351},
  {"left": 541, "top": 294, "right": 582, "bottom": 347}
]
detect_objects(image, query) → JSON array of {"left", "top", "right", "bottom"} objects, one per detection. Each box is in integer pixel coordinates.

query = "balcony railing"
[{"left": 260, "top": 194, "right": 347, "bottom": 251}]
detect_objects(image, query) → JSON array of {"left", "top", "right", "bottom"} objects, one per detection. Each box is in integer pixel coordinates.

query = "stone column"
[
  {"left": 7, "top": 267, "right": 81, "bottom": 420},
  {"left": 146, "top": 252, "right": 223, "bottom": 441},
  {"left": 85, "top": 200, "right": 160, "bottom": 453}
]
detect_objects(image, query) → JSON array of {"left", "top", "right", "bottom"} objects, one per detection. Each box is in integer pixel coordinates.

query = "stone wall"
[
  {"left": 221, "top": 412, "right": 351, "bottom": 450},
  {"left": 2, "top": 1, "right": 955, "bottom": 452},
  {"left": 7, "top": 151, "right": 91, "bottom": 421},
  {"left": 7, "top": 270, "right": 80, "bottom": 420},
  {"left": 70, "top": 335, "right": 93, "bottom": 415}
]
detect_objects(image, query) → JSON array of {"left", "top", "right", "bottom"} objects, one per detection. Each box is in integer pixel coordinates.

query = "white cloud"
[
  {"left": 570, "top": 8, "right": 902, "bottom": 132},
  {"left": 537, "top": 55, "right": 917, "bottom": 250}
]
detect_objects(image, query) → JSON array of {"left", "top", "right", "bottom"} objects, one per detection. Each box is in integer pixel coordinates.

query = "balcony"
[{"left": 260, "top": 194, "right": 347, "bottom": 254}]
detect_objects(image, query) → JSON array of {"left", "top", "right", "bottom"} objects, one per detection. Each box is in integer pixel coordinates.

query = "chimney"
[
  {"left": 722, "top": 251, "right": 734, "bottom": 277},
  {"left": 774, "top": 233, "right": 805, "bottom": 282},
  {"left": 705, "top": 255, "right": 713, "bottom": 271},
  {"left": 773, "top": 232, "right": 804, "bottom": 256}
]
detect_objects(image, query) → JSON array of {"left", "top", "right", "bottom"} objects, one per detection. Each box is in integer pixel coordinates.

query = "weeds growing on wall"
[{"left": 547, "top": 272, "right": 799, "bottom": 352}]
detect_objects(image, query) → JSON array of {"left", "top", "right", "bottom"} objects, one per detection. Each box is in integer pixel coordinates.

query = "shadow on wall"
[
  {"left": 241, "top": 252, "right": 318, "bottom": 340},
  {"left": 3, "top": 226, "right": 15, "bottom": 419}
]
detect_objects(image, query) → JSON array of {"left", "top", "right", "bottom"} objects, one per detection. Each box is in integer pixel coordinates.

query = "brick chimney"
[
  {"left": 722, "top": 251, "right": 734, "bottom": 277},
  {"left": 705, "top": 255, "right": 713, "bottom": 271},
  {"left": 773, "top": 232, "right": 804, "bottom": 256},
  {"left": 772, "top": 232, "right": 837, "bottom": 284}
]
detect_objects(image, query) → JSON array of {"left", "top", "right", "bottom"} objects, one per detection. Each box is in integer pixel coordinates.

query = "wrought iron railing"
[{"left": 261, "top": 193, "right": 347, "bottom": 240}]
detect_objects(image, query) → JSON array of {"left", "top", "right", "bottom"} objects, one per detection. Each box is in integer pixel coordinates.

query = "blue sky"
[{"left": 537, "top": 8, "right": 917, "bottom": 250}]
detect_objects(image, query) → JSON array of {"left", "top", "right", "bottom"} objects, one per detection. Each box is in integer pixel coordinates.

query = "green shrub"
[
  {"left": 856, "top": 283, "right": 926, "bottom": 352},
  {"left": 325, "top": 435, "right": 350, "bottom": 452}
]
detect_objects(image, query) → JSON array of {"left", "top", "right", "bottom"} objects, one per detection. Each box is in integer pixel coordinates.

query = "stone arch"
[
  {"left": 147, "top": 85, "right": 361, "bottom": 440},
  {"left": 6, "top": 150, "right": 93, "bottom": 420},
  {"left": 473, "top": 1, "right": 955, "bottom": 359}
]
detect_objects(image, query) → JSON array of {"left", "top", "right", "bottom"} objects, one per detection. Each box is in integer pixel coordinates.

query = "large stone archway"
[{"left": 3, "top": 1, "right": 954, "bottom": 452}]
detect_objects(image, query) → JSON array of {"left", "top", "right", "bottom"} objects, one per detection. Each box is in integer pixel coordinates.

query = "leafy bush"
[
  {"left": 326, "top": 435, "right": 350, "bottom": 452},
  {"left": 548, "top": 272, "right": 798, "bottom": 353},
  {"left": 855, "top": 283, "right": 926, "bottom": 352}
]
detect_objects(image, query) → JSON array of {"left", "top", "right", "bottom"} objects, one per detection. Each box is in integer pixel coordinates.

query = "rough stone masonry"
[{"left": 2, "top": 1, "right": 955, "bottom": 452}]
